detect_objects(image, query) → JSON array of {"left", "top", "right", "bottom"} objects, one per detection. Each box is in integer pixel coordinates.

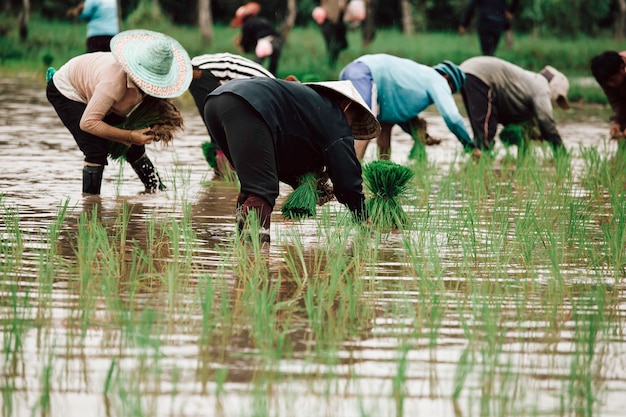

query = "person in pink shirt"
[{"left": 46, "top": 29, "right": 192, "bottom": 195}]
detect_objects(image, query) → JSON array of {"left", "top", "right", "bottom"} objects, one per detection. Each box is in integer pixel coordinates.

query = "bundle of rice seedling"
[
  {"left": 110, "top": 96, "right": 184, "bottom": 160},
  {"left": 499, "top": 124, "right": 525, "bottom": 147},
  {"left": 362, "top": 160, "right": 414, "bottom": 230},
  {"left": 201, "top": 141, "right": 218, "bottom": 169},
  {"left": 281, "top": 172, "right": 320, "bottom": 219},
  {"left": 499, "top": 121, "right": 540, "bottom": 147}
]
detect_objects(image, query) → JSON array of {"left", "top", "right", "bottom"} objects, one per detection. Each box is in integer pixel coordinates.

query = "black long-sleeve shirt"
[{"left": 209, "top": 77, "right": 366, "bottom": 218}]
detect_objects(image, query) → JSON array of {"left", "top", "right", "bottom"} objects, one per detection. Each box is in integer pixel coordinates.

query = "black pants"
[
  {"left": 477, "top": 28, "right": 502, "bottom": 56},
  {"left": 461, "top": 74, "right": 498, "bottom": 150},
  {"left": 86, "top": 35, "right": 114, "bottom": 53},
  {"left": 188, "top": 69, "right": 221, "bottom": 136},
  {"left": 46, "top": 79, "right": 146, "bottom": 165},
  {"left": 204, "top": 93, "right": 279, "bottom": 207},
  {"left": 320, "top": 19, "right": 348, "bottom": 67}
]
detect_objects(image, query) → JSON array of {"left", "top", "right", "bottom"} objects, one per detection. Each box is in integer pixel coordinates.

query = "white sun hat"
[
  {"left": 542, "top": 65, "right": 570, "bottom": 110},
  {"left": 305, "top": 80, "right": 381, "bottom": 140}
]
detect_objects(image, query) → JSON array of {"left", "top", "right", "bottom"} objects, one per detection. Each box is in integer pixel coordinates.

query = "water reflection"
[{"left": 1, "top": 78, "right": 626, "bottom": 417}]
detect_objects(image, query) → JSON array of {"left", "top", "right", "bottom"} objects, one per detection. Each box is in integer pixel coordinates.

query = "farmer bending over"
[
  {"left": 46, "top": 29, "right": 192, "bottom": 195},
  {"left": 231, "top": 2, "right": 283, "bottom": 76},
  {"left": 339, "top": 54, "right": 477, "bottom": 160},
  {"left": 203, "top": 78, "right": 380, "bottom": 243},
  {"left": 459, "top": 56, "right": 570, "bottom": 153}
]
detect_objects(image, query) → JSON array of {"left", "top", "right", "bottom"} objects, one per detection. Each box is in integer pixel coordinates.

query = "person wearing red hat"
[{"left": 231, "top": 2, "right": 283, "bottom": 75}]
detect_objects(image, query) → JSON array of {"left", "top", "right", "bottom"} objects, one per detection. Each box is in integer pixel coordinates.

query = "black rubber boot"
[
  {"left": 129, "top": 155, "right": 166, "bottom": 193},
  {"left": 82, "top": 165, "right": 104, "bottom": 195}
]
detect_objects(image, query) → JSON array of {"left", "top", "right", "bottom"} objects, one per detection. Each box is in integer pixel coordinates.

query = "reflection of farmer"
[
  {"left": 458, "top": 0, "right": 520, "bottom": 56},
  {"left": 189, "top": 52, "right": 275, "bottom": 177},
  {"left": 460, "top": 56, "right": 570, "bottom": 152},
  {"left": 66, "top": 0, "right": 120, "bottom": 53},
  {"left": 203, "top": 78, "right": 380, "bottom": 243},
  {"left": 231, "top": 2, "right": 283, "bottom": 75},
  {"left": 590, "top": 51, "right": 626, "bottom": 140},
  {"left": 339, "top": 54, "right": 475, "bottom": 160},
  {"left": 46, "top": 30, "right": 192, "bottom": 195}
]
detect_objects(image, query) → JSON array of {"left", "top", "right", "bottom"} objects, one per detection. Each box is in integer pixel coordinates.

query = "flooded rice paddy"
[{"left": 1, "top": 76, "right": 626, "bottom": 417}]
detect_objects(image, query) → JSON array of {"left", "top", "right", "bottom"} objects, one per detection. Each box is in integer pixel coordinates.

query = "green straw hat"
[{"left": 111, "top": 29, "right": 192, "bottom": 99}]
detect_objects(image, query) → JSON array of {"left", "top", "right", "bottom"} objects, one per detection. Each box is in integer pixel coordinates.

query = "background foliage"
[{"left": 1, "top": 0, "right": 621, "bottom": 35}]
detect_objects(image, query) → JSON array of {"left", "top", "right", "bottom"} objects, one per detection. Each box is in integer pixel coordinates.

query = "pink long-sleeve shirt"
[{"left": 52, "top": 52, "right": 143, "bottom": 142}]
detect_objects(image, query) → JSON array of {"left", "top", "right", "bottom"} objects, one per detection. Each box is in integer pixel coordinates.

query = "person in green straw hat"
[{"left": 46, "top": 29, "right": 192, "bottom": 195}]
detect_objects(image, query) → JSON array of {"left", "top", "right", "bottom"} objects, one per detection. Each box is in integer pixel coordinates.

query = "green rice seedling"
[
  {"left": 161, "top": 163, "right": 193, "bottom": 198},
  {"left": 0, "top": 203, "right": 23, "bottom": 272},
  {"left": 282, "top": 172, "right": 320, "bottom": 219},
  {"left": 453, "top": 303, "right": 479, "bottom": 403},
  {"left": 110, "top": 96, "right": 185, "bottom": 161},
  {"left": 195, "top": 269, "right": 234, "bottom": 394},
  {"left": 499, "top": 124, "right": 527, "bottom": 148},
  {"left": 601, "top": 192, "right": 626, "bottom": 280},
  {"left": 563, "top": 287, "right": 610, "bottom": 417},
  {"left": 201, "top": 141, "right": 218, "bottom": 170},
  {"left": 363, "top": 160, "right": 415, "bottom": 230},
  {"left": 2, "top": 282, "right": 33, "bottom": 385},
  {"left": 392, "top": 342, "right": 410, "bottom": 417},
  {"left": 200, "top": 141, "right": 238, "bottom": 183},
  {"left": 32, "top": 341, "right": 55, "bottom": 417}
]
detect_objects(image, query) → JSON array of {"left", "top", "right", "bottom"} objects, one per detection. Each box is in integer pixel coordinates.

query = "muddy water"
[{"left": 1, "top": 77, "right": 626, "bottom": 417}]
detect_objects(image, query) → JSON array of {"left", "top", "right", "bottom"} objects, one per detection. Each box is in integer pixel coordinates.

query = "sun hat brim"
[
  {"left": 305, "top": 80, "right": 381, "bottom": 140},
  {"left": 111, "top": 29, "right": 192, "bottom": 99}
]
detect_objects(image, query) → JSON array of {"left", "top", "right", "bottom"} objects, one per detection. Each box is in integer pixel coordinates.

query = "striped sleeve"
[{"left": 191, "top": 53, "right": 275, "bottom": 82}]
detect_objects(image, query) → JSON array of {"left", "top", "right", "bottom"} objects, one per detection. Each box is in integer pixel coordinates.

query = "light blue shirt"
[
  {"left": 357, "top": 54, "right": 472, "bottom": 147},
  {"left": 80, "top": 0, "right": 119, "bottom": 38}
]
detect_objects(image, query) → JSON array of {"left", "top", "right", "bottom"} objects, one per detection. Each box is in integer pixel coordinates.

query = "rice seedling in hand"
[
  {"left": 110, "top": 96, "right": 184, "bottom": 161},
  {"left": 362, "top": 160, "right": 414, "bottom": 230},
  {"left": 282, "top": 172, "right": 321, "bottom": 219},
  {"left": 407, "top": 116, "right": 440, "bottom": 161},
  {"left": 499, "top": 124, "right": 526, "bottom": 148}
]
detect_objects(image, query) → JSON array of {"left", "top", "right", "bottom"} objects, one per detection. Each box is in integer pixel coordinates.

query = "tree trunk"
[
  {"left": 18, "top": 0, "right": 29, "bottom": 41},
  {"left": 400, "top": 0, "right": 414, "bottom": 35},
  {"left": 504, "top": 29, "right": 513, "bottom": 49},
  {"left": 198, "top": 0, "right": 213, "bottom": 44},
  {"left": 362, "top": 0, "right": 377, "bottom": 46},
  {"left": 279, "top": 0, "right": 297, "bottom": 40},
  {"left": 615, "top": 0, "right": 626, "bottom": 40},
  {"left": 116, "top": 0, "right": 122, "bottom": 31}
]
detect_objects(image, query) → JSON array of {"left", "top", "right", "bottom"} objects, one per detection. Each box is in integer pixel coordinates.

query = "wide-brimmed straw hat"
[
  {"left": 110, "top": 29, "right": 192, "bottom": 99},
  {"left": 231, "top": 2, "right": 261, "bottom": 27},
  {"left": 306, "top": 80, "right": 381, "bottom": 140}
]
